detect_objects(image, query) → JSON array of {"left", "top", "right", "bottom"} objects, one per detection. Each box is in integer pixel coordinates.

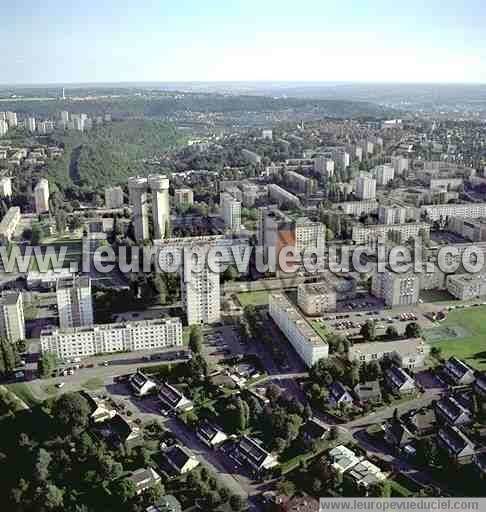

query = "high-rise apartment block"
[
  {"left": 6, "top": 112, "right": 17, "bottom": 128},
  {"left": 34, "top": 178, "right": 50, "bottom": 214},
  {"left": 373, "top": 164, "right": 395, "bottom": 186},
  {"left": 26, "top": 117, "right": 36, "bottom": 133},
  {"left": 128, "top": 175, "right": 170, "bottom": 241},
  {"left": 378, "top": 206, "right": 407, "bottom": 225},
  {"left": 174, "top": 188, "right": 194, "bottom": 207},
  {"left": 104, "top": 186, "right": 124, "bottom": 209},
  {"left": 0, "top": 292, "right": 25, "bottom": 342},
  {"left": 0, "top": 119, "right": 7, "bottom": 137},
  {"left": 220, "top": 192, "right": 241, "bottom": 233},
  {"left": 56, "top": 276, "right": 94, "bottom": 329},
  {"left": 372, "top": 268, "right": 420, "bottom": 307},
  {"left": 0, "top": 177, "right": 12, "bottom": 198},
  {"left": 181, "top": 246, "right": 221, "bottom": 325},
  {"left": 355, "top": 173, "right": 376, "bottom": 200},
  {"left": 314, "top": 156, "right": 335, "bottom": 177}
]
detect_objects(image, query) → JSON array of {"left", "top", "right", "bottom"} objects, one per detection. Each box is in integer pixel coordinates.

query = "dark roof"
[
  {"left": 238, "top": 436, "right": 270, "bottom": 467},
  {"left": 386, "top": 366, "right": 414, "bottom": 389},
  {"left": 300, "top": 418, "right": 329, "bottom": 440},
  {"left": 445, "top": 357, "right": 474, "bottom": 380},
  {"left": 437, "top": 425, "right": 474, "bottom": 455},
  {"left": 166, "top": 445, "right": 195, "bottom": 471},
  {"left": 130, "top": 371, "right": 154, "bottom": 390},
  {"left": 435, "top": 396, "right": 470, "bottom": 422},
  {"left": 196, "top": 419, "right": 225, "bottom": 443},
  {"left": 158, "top": 382, "right": 184, "bottom": 408},
  {"left": 329, "top": 381, "right": 351, "bottom": 402}
]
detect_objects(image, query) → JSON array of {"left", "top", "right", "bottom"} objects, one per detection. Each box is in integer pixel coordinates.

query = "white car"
[{"left": 56, "top": 382, "right": 65, "bottom": 388}]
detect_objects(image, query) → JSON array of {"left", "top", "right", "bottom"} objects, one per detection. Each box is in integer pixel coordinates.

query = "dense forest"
[
  {"left": 0, "top": 91, "right": 394, "bottom": 120},
  {"left": 45, "top": 120, "right": 187, "bottom": 190}
]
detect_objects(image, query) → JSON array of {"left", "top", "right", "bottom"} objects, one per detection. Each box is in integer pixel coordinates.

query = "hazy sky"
[{"left": 1, "top": 0, "right": 485, "bottom": 84}]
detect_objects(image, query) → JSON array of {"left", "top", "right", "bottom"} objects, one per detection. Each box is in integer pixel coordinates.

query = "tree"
[
  {"left": 229, "top": 494, "right": 245, "bottom": 511},
  {"left": 276, "top": 479, "right": 296, "bottom": 497},
  {"left": 0, "top": 338, "right": 17, "bottom": 375},
  {"left": 43, "top": 484, "right": 65, "bottom": 510},
  {"left": 38, "top": 352, "right": 58, "bottom": 379},
  {"left": 52, "top": 392, "right": 91, "bottom": 434},
  {"left": 33, "top": 448, "right": 52, "bottom": 481},
  {"left": 360, "top": 320, "right": 376, "bottom": 341},
  {"left": 111, "top": 478, "right": 137, "bottom": 504},
  {"left": 189, "top": 325, "right": 203, "bottom": 354},
  {"left": 405, "top": 322, "right": 422, "bottom": 338}
]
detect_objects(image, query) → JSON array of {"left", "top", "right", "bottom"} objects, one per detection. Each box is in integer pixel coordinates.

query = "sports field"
[{"left": 426, "top": 305, "right": 486, "bottom": 370}]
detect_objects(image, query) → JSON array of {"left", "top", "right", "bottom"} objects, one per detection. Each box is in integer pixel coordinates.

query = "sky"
[{"left": 1, "top": 0, "right": 485, "bottom": 85}]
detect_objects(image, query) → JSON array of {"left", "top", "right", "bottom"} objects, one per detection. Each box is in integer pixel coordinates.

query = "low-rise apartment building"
[
  {"left": 40, "top": 317, "right": 183, "bottom": 359},
  {"left": 349, "top": 338, "right": 429, "bottom": 370},
  {"left": 352, "top": 222, "right": 430, "bottom": 246},
  {"left": 269, "top": 293, "right": 329, "bottom": 367}
]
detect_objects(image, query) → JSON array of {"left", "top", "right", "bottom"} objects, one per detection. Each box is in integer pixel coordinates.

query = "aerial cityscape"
[{"left": 1, "top": 2, "right": 486, "bottom": 512}]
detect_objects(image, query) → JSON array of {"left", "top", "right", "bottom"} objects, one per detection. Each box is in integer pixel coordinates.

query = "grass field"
[
  {"left": 428, "top": 306, "right": 486, "bottom": 370},
  {"left": 237, "top": 290, "right": 270, "bottom": 306},
  {"left": 81, "top": 378, "right": 104, "bottom": 391},
  {"left": 310, "top": 319, "right": 329, "bottom": 340}
]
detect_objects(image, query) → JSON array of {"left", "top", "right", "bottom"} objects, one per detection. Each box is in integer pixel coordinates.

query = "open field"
[
  {"left": 427, "top": 306, "right": 486, "bottom": 370},
  {"left": 237, "top": 290, "right": 270, "bottom": 307}
]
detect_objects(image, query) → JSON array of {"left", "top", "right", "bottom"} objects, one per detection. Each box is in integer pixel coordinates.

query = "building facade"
[
  {"left": 56, "top": 276, "right": 94, "bottom": 329},
  {"left": 40, "top": 317, "right": 183, "bottom": 359}
]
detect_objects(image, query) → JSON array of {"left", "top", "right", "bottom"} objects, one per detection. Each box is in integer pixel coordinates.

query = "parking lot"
[{"left": 311, "top": 293, "right": 437, "bottom": 339}]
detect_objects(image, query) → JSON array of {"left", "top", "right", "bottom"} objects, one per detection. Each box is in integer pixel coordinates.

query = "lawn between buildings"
[
  {"left": 426, "top": 305, "right": 486, "bottom": 370},
  {"left": 236, "top": 290, "right": 270, "bottom": 307}
]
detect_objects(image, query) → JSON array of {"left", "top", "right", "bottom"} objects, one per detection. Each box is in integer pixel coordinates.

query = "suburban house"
[
  {"left": 353, "top": 380, "right": 382, "bottom": 404},
  {"left": 299, "top": 418, "right": 330, "bottom": 447},
  {"left": 328, "top": 381, "right": 354, "bottom": 407},
  {"left": 127, "top": 467, "right": 162, "bottom": 495},
  {"left": 146, "top": 495, "right": 182, "bottom": 512},
  {"left": 158, "top": 382, "right": 193, "bottom": 412},
  {"left": 385, "top": 366, "right": 417, "bottom": 395},
  {"left": 474, "top": 373, "right": 486, "bottom": 406},
  {"left": 437, "top": 425, "right": 476, "bottom": 465},
  {"left": 165, "top": 445, "right": 200, "bottom": 475},
  {"left": 435, "top": 396, "right": 473, "bottom": 426},
  {"left": 328, "top": 445, "right": 362, "bottom": 474},
  {"left": 129, "top": 371, "right": 157, "bottom": 397},
  {"left": 196, "top": 419, "right": 228, "bottom": 449},
  {"left": 383, "top": 419, "right": 415, "bottom": 451},
  {"left": 345, "top": 459, "right": 387, "bottom": 492},
  {"left": 405, "top": 407, "right": 436, "bottom": 436},
  {"left": 234, "top": 435, "right": 278, "bottom": 474},
  {"left": 98, "top": 414, "right": 143, "bottom": 449},
  {"left": 443, "top": 357, "right": 476, "bottom": 386},
  {"left": 80, "top": 391, "right": 116, "bottom": 424}
]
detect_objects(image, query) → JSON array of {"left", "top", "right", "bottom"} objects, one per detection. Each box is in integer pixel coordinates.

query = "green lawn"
[
  {"left": 81, "top": 378, "right": 104, "bottom": 391},
  {"left": 237, "top": 290, "right": 270, "bottom": 306},
  {"left": 428, "top": 306, "right": 486, "bottom": 370},
  {"left": 309, "top": 319, "right": 329, "bottom": 340}
]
